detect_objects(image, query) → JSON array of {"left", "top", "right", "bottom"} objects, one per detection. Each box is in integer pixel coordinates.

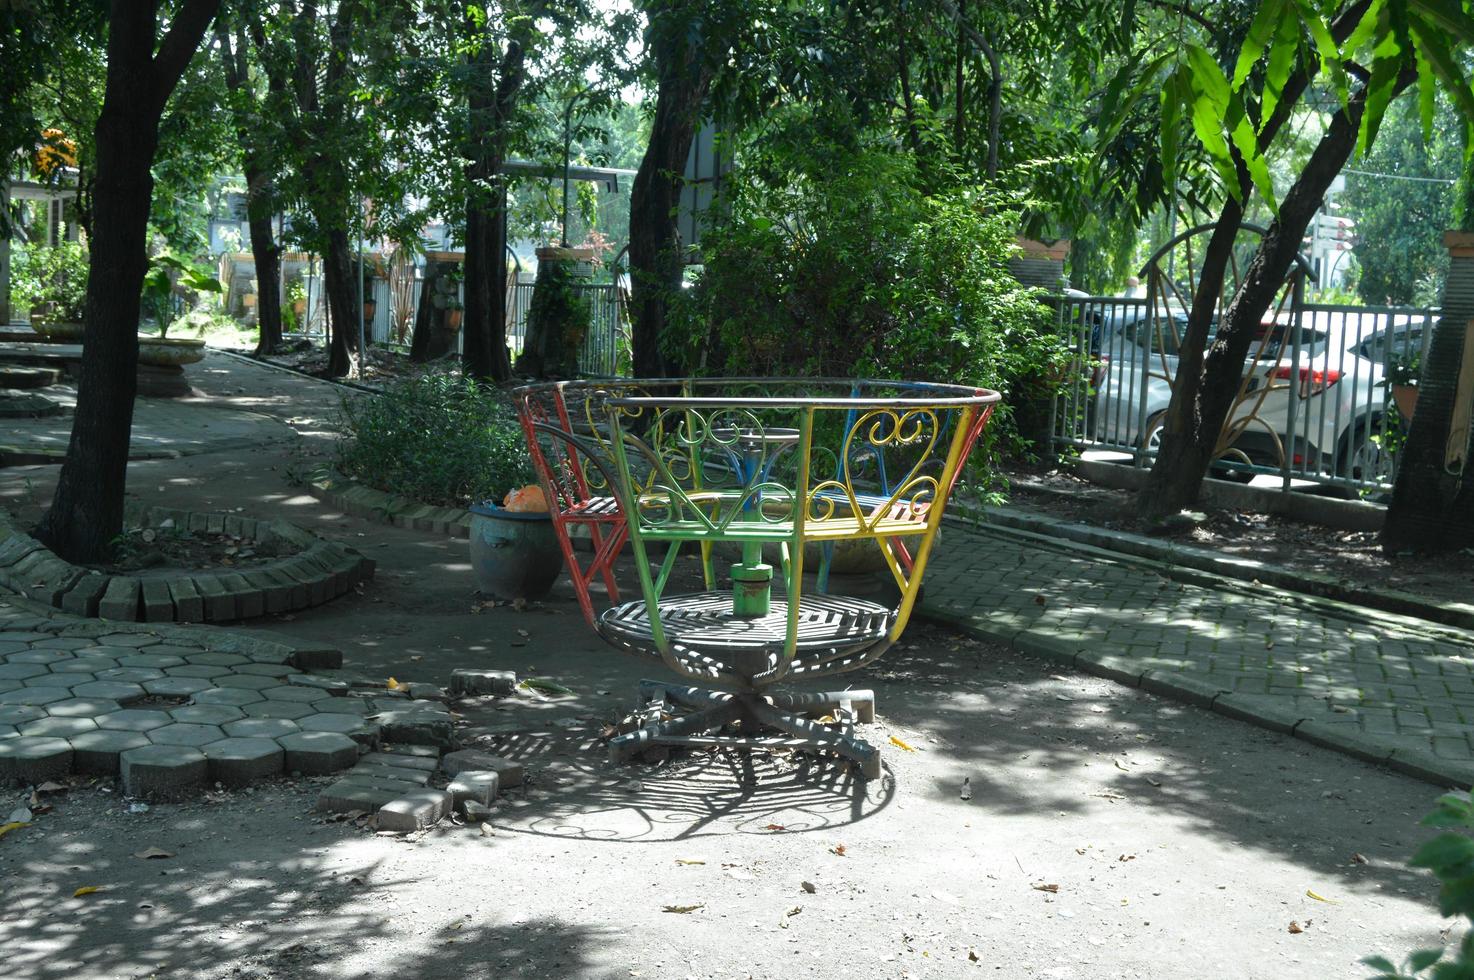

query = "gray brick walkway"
[{"left": 921, "top": 521, "right": 1474, "bottom": 787}]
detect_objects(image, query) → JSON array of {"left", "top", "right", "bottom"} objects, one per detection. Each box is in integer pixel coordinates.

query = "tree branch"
[{"left": 152, "top": 0, "right": 222, "bottom": 103}]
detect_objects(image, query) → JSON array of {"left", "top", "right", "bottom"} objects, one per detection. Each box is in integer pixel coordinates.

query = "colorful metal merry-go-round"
[{"left": 514, "top": 378, "right": 999, "bottom": 778}]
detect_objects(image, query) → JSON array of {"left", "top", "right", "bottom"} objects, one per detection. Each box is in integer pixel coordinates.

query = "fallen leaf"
[
  {"left": 801, "top": 881, "right": 816, "bottom": 894},
  {"left": 349, "top": 876, "right": 366, "bottom": 886},
  {"left": 764, "top": 823, "right": 786, "bottom": 832},
  {"left": 830, "top": 844, "right": 847, "bottom": 857},
  {"left": 1032, "top": 883, "right": 1060, "bottom": 894},
  {"left": 1350, "top": 853, "right": 1368, "bottom": 865},
  {"left": 675, "top": 859, "right": 705, "bottom": 866},
  {"left": 73, "top": 886, "right": 102, "bottom": 897},
  {"left": 662, "top": 904, "right": 703, "bottom": 914},
  {"left": 968, "top": 950, "right": 980, "bottom": 963},
  {"left": 1034, "top": 594, "right": 1047, "bottom": 606},
  {"left": 960, "top": 777, "right": 972, "bottom": 801},
  {"left": 1113, "top": 759, "right": 1130, "bottom": 772},
  {"left": 1145, "top": 776, "right": 1162, "bottom": 787},
  {"left": 35, "top": 781, "right": 66, "bottom": 794},
  {"left": 786, "top": 906, "right": 803, "bottom": 917},
  {"left": 1287, "top": 921, "right": 1304, "bottom": 934},
  {"left": 1305, "top": 889, "right": 1338, "bottom": 904},
  {"left": 0, "top": 821, "right": 30, "bottom": 839},
  {"left": 132, "top": 847, "right": 174, "bottom": 860},
  {"left": 889, "top": 735, "right": 916, "bottom": 752},
  {"left": 386, "top": 677, "right": 402, "bottom": 691}
]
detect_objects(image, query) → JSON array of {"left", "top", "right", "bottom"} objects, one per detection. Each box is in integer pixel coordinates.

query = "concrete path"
[{"left": 922, "top": 518, "right": 1474, "bottom": 789}]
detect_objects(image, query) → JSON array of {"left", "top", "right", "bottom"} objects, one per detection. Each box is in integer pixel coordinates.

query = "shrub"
[
  {"left": 13, "top": 241, "right": 89, "bottom": 322},
  {"left": 337, "top": 373, "right": 532, "bottom": 507},
  {"left": 664, "top": 144, "right": 1068, "bottom": 479}
]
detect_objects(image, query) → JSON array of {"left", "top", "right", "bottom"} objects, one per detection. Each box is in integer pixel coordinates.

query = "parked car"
[{"left": 1090, "top": 307, "right": 1432, "bottom": 486}]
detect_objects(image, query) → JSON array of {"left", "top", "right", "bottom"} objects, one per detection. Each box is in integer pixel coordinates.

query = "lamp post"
[{"left": 561, "top": 84, "right": 596, "bottom": 248}]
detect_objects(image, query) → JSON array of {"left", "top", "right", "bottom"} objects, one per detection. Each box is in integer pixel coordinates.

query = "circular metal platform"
[{"left": 597, "top": 591, "right": 893, "bottom": 660}]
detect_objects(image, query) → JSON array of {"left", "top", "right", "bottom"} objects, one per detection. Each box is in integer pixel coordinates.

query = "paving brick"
[
  {"left": 439, "top": 749, "right": 524, "bottom": 787},
  {"left": 69, "top": 729, "right": 150, "bottom": 775},
  {"left": 375, "top": 788, "right": 452, "bottom": 833},
  {"left": 449, "top": 669, "right": 518, "bottom": 698},
  {"left": 120, "top": 744, "right": 207, "bottom": 800},
  {"left": 23, "top": 672, "right": 84, "bottom": 689},
  {"left": 260, "top": 684, "right": 331, "bottom": 704},
  {"left": 60, "top": 574, "right": 111, "bottom": 617},
  {"left": 96, "top": 709, "right": 173, "bottom": 733},
  {"left": 335, "top": 767, "right": 430, "bottom": 792},
  {"left": 167, "top": 578, "right": 205, "bottom": 623},
  {"left": 140, "top": 579, "right": 176, "bottom": 622},
  {"left": 193, "top": 574, "right": 236, "bottom": 621},
  {"left": 446, "top": 771, "right": 500, "bottom": 811},
  {"left": 164, "top": 664, "right": 225, "bottom": 679},
  {"left": 192, "top": 686, "right": 266, "bottom": 707},
  {"left": 148, "top": 723, "right": 227, "bottom": 748},
  {"left": 0, "top": 735, "right": 72, "bottom": 784},
  {"left": 169, "top": 704, "right": 246, "bottom": 726},
  {"left": 185, "top": 652, "right": 249, "bottom": 668},
  {"left": 0, "top": 687, "right": 70, "bottom": 706},
  {"left": 19, "top": 715, "right": 97, "bottom": 738},
  {"left": 68, "top": 681, "right": 147, "bottom": 705},
  {"left": 242, "top": 699, "right": 317, "bottom": 721},
  {"left": 0, "top": 663, "right": 50, "bottom": 680},
  {"left": 287, "top": 674, "right": 349, "bottom": 695},
  {"left": 223, "top": 718, "right": 301, "bottom": 739},
  {"left": 278, "top": 731, "right": 359, "bottom": 774},
  {"left": 241, "top": 570, "right": 291, "bottom": 614},
  {"left": 361, "top": 751, "right": 438, "bottom": 772},
  {"left": 118, "top": 653, "right": 185, "bottom": 669},
  {"left": 372, "top": 708, "right": 454, "bottom": 749},
  {"left": 143, "top": 676, "right": 212, "bottom": 698},
  {"left": 203, "top": 737, "right": 284, "bottom": 787},
  {"left": 234, "top": 663, "right": 296, "bottom": 678},
  {"left": 316, "top": 778, "right": 400, "bottom": 814},
  {"left": 0, "top": 705, "right": 49, "bottom": 727},
  {"left": 212, "top": 673, "right": 279, "bottom": 691},
  {"left": 297, "top": 712, "right": 380, "bottom": 746},
  {"left": 97, "top": 577, "right": 142, "bottom": 621}
]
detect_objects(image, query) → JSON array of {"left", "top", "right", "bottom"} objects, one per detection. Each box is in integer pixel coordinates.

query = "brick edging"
[
  {"left": 0, "top": 506, "right": 374, "bottom": 625},
  {"left": 304, "top": 466, "right": 473, "bottom": 539}
]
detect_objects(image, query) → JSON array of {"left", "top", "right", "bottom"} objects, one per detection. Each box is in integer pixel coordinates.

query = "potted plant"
[
  {"left": 445, "top": 298, "right": 464, "bottom": 332},
  {"left": 517, "top": 250, "right": 592, "bottom": 377},
  {"left": 360, "top": 260, "right": 379, "bottom": 327},
  {"left": 469, "top": 483, "right": 563, "bottom": 600},
  {"left": 1385, "top": 350, "right": 1421, "bottom": 422},
  {"left": 287, "top": 278, "right": 308, "bottom": 326},
  {"left": 17, "top": 242, "right": 89, "bottom": 342},
  {"left": 137, "top": 252, "right": 220, "bottom": 365}
]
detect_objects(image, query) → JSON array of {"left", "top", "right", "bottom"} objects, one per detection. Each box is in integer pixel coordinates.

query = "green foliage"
[
  {"left": 141, "top": 252, "right": 223, "bottom": 336},
  {"left": 1364, "top": 789, "right": 1474, "bottom": 979},
  {"left": 1345, "top": 97, "right": 1459, "bottom": 305},
  {"left": 666, "top": 138, "right": 1066, "bottom": 468},
  {"left": 520, "top": 258, "right": 592, "bottom": 377},
  {"left": 336, "top": 374, "right": 533, "bottom": 507},
  {"left": 12, "top": 242, "right": 89, "bottom": 322}
]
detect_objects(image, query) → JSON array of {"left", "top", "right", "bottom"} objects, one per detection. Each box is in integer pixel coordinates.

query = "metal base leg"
[{"left": 606, "top": 681, "right": 883, "bottom": 779}]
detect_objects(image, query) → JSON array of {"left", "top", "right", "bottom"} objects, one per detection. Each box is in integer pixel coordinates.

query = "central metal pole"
[{"left": 561, "top": 86, "right": 594, "bottom": 248}]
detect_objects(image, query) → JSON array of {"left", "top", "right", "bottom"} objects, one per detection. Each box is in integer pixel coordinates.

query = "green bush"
[
  {"left": 664, "top": 143, "right": 1068, "bottom": 475},
  {"left": 337, "top": 373, "right": 533, "bottom": 507},
  {"left": 13, "top": 241, "right": 89, "bottom": 321}
]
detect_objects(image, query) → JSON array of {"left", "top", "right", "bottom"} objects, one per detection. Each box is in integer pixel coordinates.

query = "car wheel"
[
  {"left": 1331, "top": 417, "right": 1394, "bottom": 498},
  {"left": 1140, "top": 412, "right": 1166, "bottom": 458}
]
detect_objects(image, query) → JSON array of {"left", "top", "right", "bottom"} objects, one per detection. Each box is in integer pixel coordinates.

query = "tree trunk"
[
  {"left": 409, "top": 253, "right": 461, "bottom": 362},
  {"left": 244, "top": 165, "right": 283, "bottom": 355},
  {"left": 628, "top": 38, "right": 713, "bottom": 378},
  {"left": 1382, "top": 234, "right": 1474, "bottom": 552},
  {"left": 1140, "top": 84, "right": 1382, "bottom": 519},
  {"left": 461, "top": 12, "right": 524, "bottom": 384},
  {"left": 322, "top": 227, "right": 358, "bottom": 377},
  {"left": 38, "top": 0, "right": 220, "bottom": 564}
]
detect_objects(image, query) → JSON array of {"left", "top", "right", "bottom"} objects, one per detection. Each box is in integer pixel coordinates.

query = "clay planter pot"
[
  {"left": 446, "top": 308, "right": 463, "bottom": 331},
  {"left": 32, "top": 320, "right": 86, "bottom": 342},
  {"left": 138, "top": 337, "right": 207, "bottom": 366},
  {"left": 363, "top": 300, "right": 377, "bottom": 323},
  {"left": 1392, "top": 383, "right": 1419, "bottom": 422},
  {"left": 468, "top": 502, "right": 563, "bottom": 600}
]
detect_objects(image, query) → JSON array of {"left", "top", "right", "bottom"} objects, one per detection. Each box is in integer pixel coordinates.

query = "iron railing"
[{"left": 1049, "top": 294, "right": 1438, "bottom": 496}]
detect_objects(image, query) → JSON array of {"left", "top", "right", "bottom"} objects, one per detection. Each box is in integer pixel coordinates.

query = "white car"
[{"left": 1087, "top": 306, "right": 1431, "bottom": 487}]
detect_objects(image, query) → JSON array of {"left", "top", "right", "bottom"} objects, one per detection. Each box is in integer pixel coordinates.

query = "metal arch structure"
[
  {"left": 514, "top": 378, "right": 1000, "bottom": 779},
  {"left": 1136, "top": 223, "right": 1319, "bottom": 480}
]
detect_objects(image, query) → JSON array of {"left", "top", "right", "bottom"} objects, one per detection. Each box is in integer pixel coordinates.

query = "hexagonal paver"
[
  {"left": 70, "top": 681, "right": 147, "bottom": 705},
  {"left": 69, "top": 729, "right": 151, "bottom": 775},
  {"left": 22, "top": 673, "right": 85, "bottom": 689},
  {"left": 0, "top": 736, "right": 73, "bottom": 784},
  {"left": 117, "top": 653, "right": 184, "bottom": 669},
  {"left": 298, "top": 713, "right": 380, "bottom": 746},
  {"left": 96, "top": 709, "right": 173, "bottom": 733},
  {"left": 235, "top": 663, "right": 296, "bottom": 678},
  {"left": 223, "top": 718, "right": 301, "bottom": 739},
  {"left": 202, "top": 737, "right": 284, "bottom": 787},
  {"left": 142, "top": 677, "right": 212, "bottom": 698},
  {"left": 96, "top": 666, "right": 165, "bottom": 683},
  {"left": 277, "top": 731, "right": 357, "bottom": 774},
  {"left": 19, "top": 715, "right": 97, "bottom": 738},
  {"left": 0, "top": 663, "right": 50, "bottom": 681},
  {"left": 185, "top": 652, "right": 249, "bottom": 668},
  {"left": 211, "top": 674, "right": 279, "bottom": 691},
  {"left": 98, "top": 634, "right": 161, "bottom": 648},
  {"left": 149, "top": 644, "right": 204, "bottom": 658},
  {"left": 260, "top": 685, "right": 332, "bottom": 704},
  {"left": 241, "top": 700, "right": 316, "bottom": 721},
  {"left": 164, "top": 664, "right": 223, "bottom": 679},
  {"left": 0, "top": 705, "right": 47, "bottom": 727},
  {"left": 7, "top": 650, "right": 72, "bottom": 665},
  {"left": 0, "top": 724, "right": 17, "bottom": 738},
  {"left": 316, "top": 698, "right": 374, "bottom": 715},
  {"left": 120, "top": 744, "right": 206, "bottom": 800},
  {"left": 51, "top": 657, "right": 117, "bottom": 673},
  {"left": 45, "top": 697, "right": 121, "bottom": 718},
  {"left": 147, "top": 722, "right": 226, "bottom": 748},
  {"left": 192, "top": 687, "right": 265, "bottom": 708},
  {"left": 0, "top": 687, "right": 70, "bottom": 706},
  {"left": 88, "top": 645, "right": 143, "bottom": 659},
  {"left": 168, "top": 704, "right": 245, "bottom": 726},
  {"left": 30, "top": 637, "right": 97, "bottom": 651}
]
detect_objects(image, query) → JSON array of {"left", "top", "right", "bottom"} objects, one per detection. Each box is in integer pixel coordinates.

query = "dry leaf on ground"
[
  {"left": 662, "top": 904, "right": 703, "bottom": 914},
  {"left": 132, "top": 847, "right": 174, "bottom": 860},
  {"left": 830, "top": 844, "right": 847, "bottom": 856},
  {"left": 0, "top": 821, "right": 29, "bottom": 839},
  {"left": 73, "top": 886, "right": 102, "bottom": 897},
  {"left": 1032, "top": 883, "right": 1060, "bottom": 894},
  {"left": 889, "top": 735, "right": 916, "bottom": 752},
  {"left": 1288, "top": 921, "right": 1304, "bottom": 934}
]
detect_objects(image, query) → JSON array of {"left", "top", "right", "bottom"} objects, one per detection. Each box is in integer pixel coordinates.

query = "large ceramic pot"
[
  {"left": 138, "top": 337, "right": 207, "bottom": 366},
  {"left": 32, "top": 320, "right": 86, "bottom": 342},
  {"left": 468, "top": 502, "right": 563, "bottom": 600}
]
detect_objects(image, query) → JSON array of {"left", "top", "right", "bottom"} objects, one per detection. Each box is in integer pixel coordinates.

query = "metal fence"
[{"left": 1050, "top": 294, "right": 1438, "bottom": 496}]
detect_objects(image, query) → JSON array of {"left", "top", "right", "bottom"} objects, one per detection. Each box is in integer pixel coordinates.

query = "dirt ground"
[
  {"left": 1004, "top": 465, "right": 1474, "bottom": 608},
  {"left": 0, "top": 353, "right": 1462, "bottom": 979}
]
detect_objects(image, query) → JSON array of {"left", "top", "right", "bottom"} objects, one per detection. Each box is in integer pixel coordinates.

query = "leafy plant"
[
  {"left": 519, "top": 257, "right": 592, "bottom": 377},
  {"left": 13, "top": 242, "right": 89, "bottom": 322},
  {"left": 1364, "top": 789, "right": 1474, "bottom": 979},
  {"left": 336, "top": 373, "right": 532, "bottom": 507},
  {"left": 141, "top": 252, "right": 222, "bottom": 337}
]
